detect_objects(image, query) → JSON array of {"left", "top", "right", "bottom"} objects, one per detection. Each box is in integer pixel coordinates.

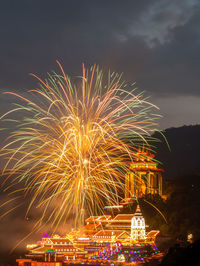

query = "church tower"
[
  {"left": 131, "top": 204, "right": 146, "bottom": 241},
  {"left": 125, "top": 147, "right": 163, "bottom": 199}
]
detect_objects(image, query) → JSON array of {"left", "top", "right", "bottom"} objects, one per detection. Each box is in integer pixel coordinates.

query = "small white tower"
[{"left": 131, "top": 204, "right": 146, "bottom": 241}]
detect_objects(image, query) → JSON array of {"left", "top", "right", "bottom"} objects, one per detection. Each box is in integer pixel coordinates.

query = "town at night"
[{"left": 0, "top": 1, "right": 200, "bottom": 266}]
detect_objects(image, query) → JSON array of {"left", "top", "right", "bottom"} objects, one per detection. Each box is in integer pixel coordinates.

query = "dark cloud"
[{"left": 0, "top": 1, "right": 199, "bottom": 123}]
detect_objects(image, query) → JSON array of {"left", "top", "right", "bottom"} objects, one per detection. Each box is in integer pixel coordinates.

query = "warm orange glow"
[
  {"left": 125, "top": 147, "right": 163, "bottom": 198},
  {"left": 1, "top": 63, "right": 160, "bottom": 230}
]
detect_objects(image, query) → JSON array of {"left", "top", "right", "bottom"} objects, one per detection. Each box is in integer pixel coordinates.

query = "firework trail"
[{"left": 0, "top": 62, "right": 159, "bottom": 229}]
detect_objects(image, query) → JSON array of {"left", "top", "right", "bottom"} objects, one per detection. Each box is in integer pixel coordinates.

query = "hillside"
[{"left": 153, "top": 125, "right": 200, "bottom": 179}]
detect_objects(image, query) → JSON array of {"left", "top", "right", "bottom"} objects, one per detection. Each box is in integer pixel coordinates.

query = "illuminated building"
[
  {"left": 131, "top": 205, "right": 146, "bottom": 241},
  {"left": 16, "top": 148, "right": 163, "bottom": 265},
  {"left": 18, "top": 204, "right": 160, "bottom": 266},
  {"left": 26, "top": 234, "right": 87, "bottom": 262},
  {"left": 85, "top": 214, "right": 135, "bottom": 233},
  {"left": 125, "top": 147, "right": 163, "bottom": 198},
  {"left": 83, "top": 204, "right": 158, "bottom": 244}
]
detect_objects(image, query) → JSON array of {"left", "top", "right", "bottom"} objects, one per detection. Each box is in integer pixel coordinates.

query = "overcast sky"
[{"left": 0, "top": 0, "right": 200, "bottom": 129}]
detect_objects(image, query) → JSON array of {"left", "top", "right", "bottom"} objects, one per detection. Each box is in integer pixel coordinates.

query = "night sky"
[
  {"left": 0, "top": 0, "right": 200, "bottom": 129},
  {"left": 0, "top": 0, "right": 200, "bottom": 253}
]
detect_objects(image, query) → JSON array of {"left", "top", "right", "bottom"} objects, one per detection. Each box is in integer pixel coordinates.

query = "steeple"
[{"left": 134, "top": 204, "right": 142, "bottom": 216}]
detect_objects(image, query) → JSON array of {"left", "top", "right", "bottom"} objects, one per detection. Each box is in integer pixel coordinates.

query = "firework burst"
[{"left": 0, "top": 62, "right": 159, "bottom": 229}]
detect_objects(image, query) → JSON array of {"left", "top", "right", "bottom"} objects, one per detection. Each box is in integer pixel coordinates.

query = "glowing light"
[
  {"left": 27, "top": 244, "right": 37, "bottom": 249},
  {"left": 104, "top": 205, "right": 123, "bottom": 209},
  {"left": 1, "top": 62, "right": 159, "bottom": 229}
]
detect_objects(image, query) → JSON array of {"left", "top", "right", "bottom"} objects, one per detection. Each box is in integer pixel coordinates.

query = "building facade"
[
  {"left": 125, "top": 147, "right": 163, "bottom": 199},
  {"left": 131, "top": 205, "right": 146, "bottom": 241}
]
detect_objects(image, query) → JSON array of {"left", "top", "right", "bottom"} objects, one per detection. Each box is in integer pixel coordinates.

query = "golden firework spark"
[{"left": 0, "top": 62, "right": 159, "bottom": 228}]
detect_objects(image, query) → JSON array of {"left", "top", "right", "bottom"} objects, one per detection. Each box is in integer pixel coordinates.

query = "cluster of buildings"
[{"left": 17, "top": 148, "right": 163, "bottom": 265}]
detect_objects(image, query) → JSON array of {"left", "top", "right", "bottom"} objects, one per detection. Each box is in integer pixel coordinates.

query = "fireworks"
[{"left": 0, "top": 62, "right": 159, "bottom": 229}]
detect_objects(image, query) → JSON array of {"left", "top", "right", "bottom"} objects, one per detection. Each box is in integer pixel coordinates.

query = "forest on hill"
[{"left": 153, "top": 125, "right": 200, "bottom": 179}]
